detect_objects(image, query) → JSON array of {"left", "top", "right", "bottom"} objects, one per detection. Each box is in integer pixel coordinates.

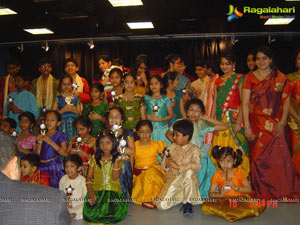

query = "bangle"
[
  {"left": 244, "top": 125, "right": 250, "bottom": 129},
  {"left": 113, "top": 167, "right": 121, "bottom": 171},
  {"left": 56, "top": 147, "right": 61, "bottom": 152},
  {"left": 86, "top": 181, "right": 93, "bottom": 185},
  {"left": 279, "top": 121, "right": 286, "bottom": 126}
]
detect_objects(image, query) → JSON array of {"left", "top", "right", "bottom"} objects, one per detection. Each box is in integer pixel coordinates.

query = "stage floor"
[{"left": 71, "top": 202, "right": 300, "bottom": 225}]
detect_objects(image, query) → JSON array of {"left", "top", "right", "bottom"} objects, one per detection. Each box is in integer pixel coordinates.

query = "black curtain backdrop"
[{"left": 0, "top": 36, "right": 299, "bottom": 83}]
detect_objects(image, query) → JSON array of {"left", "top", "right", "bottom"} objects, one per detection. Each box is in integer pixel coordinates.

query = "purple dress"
[{"left": 39, "top": 131, "right": 66, "bottom": 188}]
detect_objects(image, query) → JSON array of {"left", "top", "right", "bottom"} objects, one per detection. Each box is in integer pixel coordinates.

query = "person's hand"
[
  {"left": 195, "top": 89, "right": 202, "bottom": 96},
  {"left": 7, "top": 102, "right": 14, "bottom": 112},
  {"left": 70, "top": 213, "right": 77, "bottom": 219},
  {"left": 274, "top": 121, "right": 285, "bottom": 137},
  {"left": 89, "top": 112, "right": 102, "bottom": 121},
  {"left": 140, "top": 71, "right": 148, "bottom": 86},
  {"left": 88, "top": 193, "right": 97, "bottom": 205},
  {"left": 234, "top": 123, "right": 242, "bottom": 134},
  {"left": 146, "top": 114, "right": 160, "bottom": 122},
  {"left": 62, "top": 104, "right": 74, "bottom": 113},
  {"left": 12, "top": 104, "right": 23, "bottom": 114},
  {"left": 199, "top": 114, "right": 209, "bottom": 121},
  {"left": 245, "top": 127, "right": 256, "bottom": 141},
  {"left": 116, "top": 154, "right": 131, "bottom": 162},
  {"left": 36, "top": 135, "right": 45, "bottom": 144},
  {"left": 72, "top": 90, "right": 79, "bottom": 97},
  {"left": 224, "top": 181, "right": 235, "bottom": 189},
  {"left": 189, "top": 86, "right": 196, "bottom": 94},
  {"left": 182, "top": 93, "right": 191, "bottom": 102}
]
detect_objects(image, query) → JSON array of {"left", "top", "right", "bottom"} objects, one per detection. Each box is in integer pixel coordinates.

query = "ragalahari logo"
[{"left": 227, "top": 5, "right": 244, "bottom": 22}]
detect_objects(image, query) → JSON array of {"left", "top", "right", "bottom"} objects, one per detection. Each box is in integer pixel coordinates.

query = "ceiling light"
[
  {"left": 42, "top": 41, "right": 49, "bottom": 51},
  {"left": 0, "top": 8, "right": 17, "bottom": 15},
  {"left": 127, "top": 22, "right": 154, "bottom": 29},
  {"left": 23, "top": 28, "right": 54, "bottom": 35},
  {"left": 87, "top": 40, "right": 94, "bottom": 49},
  {"left": 17, "top": 43, "right": 24, "bottom": 53},
  {"left": 108, "top": 0, "right": 143, "bottom": 7},
  {"left": 264, "top": 18, "right": 295, "bottom": 25}
]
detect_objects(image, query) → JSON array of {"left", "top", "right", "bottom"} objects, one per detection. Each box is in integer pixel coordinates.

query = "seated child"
[
  {"left": 0, "top": 118, "right": 17, "bottom": 135},
  {"left": 20, "top": 153, "right": 51, "bottom": 186},
  {"left": 131, "top": 120, "right": 166, "bottom": 209},
  {"left": 156, "top": 119, "right": 202, "bottom": 216},
  {"left": 209, "top": 146, "right": 251, "bottom": 198},
  {"left": 59, "top": 154, "right": 87, "bottom": 220},
  {"left": 83, "top": 130, "right": 128, "bottom": 224},
  {"left": 202, "top": 146, "right": 264, "bottom": 222}
]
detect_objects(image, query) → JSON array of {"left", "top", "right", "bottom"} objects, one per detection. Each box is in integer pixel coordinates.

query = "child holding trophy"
[
  {"left": 108, "top": 107, "right": 135, "bottom": 198},
  {"left": 68, "top": 116, "right": 96, "bottom": 176},
  {"left": 52, "top": 74, "right": 82, "bottom": 143},
  {"left": 36, "top": 110, "right": 67, "bottom": 188},
  {"left": 59, "top": 154, "right": 87, "bottom": 220}
]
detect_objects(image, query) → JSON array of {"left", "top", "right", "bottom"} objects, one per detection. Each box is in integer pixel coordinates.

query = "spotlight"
[
  {"left": 42, "top": 41, "right": 49, "bottom": 51},
  {"left": 231, "top": 35, "right": 239, "bottom": 45},
  {"left": 268, "top": 34, "right": 276, "bottom": 45},
  {"left": 17, "top": 43, "right": 24, "bottom": 52},
  {"left": 88, "top": 40, "right": 94, "bottom": 49}
]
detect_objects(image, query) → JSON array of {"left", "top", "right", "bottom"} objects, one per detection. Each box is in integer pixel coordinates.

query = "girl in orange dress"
[{"left": 202, "top": 146, "right": 264, "bottom": 222}]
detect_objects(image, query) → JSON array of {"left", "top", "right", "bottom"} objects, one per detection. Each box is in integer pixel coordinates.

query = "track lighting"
[
  {"left": 42, "top": 41, "right": 49, "bottom": 51},
  {"left": 87, "top": 40, "right": 94, "bottom": 49}
]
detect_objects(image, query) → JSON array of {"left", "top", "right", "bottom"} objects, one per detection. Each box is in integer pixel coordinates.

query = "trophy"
[
  {"left": 163, "top": 148, "right": 170, "bottom": 158},
  {"left": 111, "top": 91, "right": 116, "bottom": 102},
  {"left": 119, "top": 137, "right": 127, "bottom": 155},
  {"left": 8, "top": 96, "right": 14, "bottom": 103},
  {"left": 64, "top": 96, "right": 73, "bottom": 105},
  {"left": 72, "top": 83, "right": 79, "bottom": 90},
  {"left": 40, "top": 123, "right": 46, "bottom": 135},
  {"left": 112, "top": 124, "right": 121, "bottom": 137},
  {"left": 65, "top": 185, "right": 74, "bottom": 208},
  {"left": 11, "top": 131, "right": 18, "bottom": 138},
  {"left": 223, "top": 169, "right": 231, "bottom": 191},
  {"left": 152, "top": 104, "right": 160, "bottom": 114},
  {"left": 73, "top": 137, "right": 82, "bottom": 152}
]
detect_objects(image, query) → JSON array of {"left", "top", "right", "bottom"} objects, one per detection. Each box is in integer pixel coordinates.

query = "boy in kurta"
[{"left": 156, "top": 119, "right": 202, "bottom": 216}]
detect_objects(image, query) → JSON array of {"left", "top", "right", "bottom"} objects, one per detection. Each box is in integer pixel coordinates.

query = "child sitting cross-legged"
[
  {"left": 156, "top": 119, "right": 202, "bottom": 216},
  {"left": 20, "top": 153, "right": 51, "bottom": 186}
]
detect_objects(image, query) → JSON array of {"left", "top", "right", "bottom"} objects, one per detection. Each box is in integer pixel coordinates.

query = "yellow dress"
[
  {"left": 131, "top": 140, "right": 166, "bottom": 205},
  {"left": 210, "top": 115, "right": 250, "bottom": 174}
]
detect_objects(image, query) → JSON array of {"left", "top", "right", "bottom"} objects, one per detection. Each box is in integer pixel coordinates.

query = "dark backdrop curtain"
[{"left": 0, "top": 36, "right": 298, "bottom": 83}]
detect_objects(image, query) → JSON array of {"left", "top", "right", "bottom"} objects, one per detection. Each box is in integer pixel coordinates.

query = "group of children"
[{"left": 0, "top": 56, "right": 270, "bottom": 224}]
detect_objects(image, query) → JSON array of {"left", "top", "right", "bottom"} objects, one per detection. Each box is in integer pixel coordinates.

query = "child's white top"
[{"left": 59, "top": 174, "right": 87, "bottom": 220}]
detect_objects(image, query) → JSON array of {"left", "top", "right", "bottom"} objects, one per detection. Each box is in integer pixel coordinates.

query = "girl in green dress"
[
  {"left": 83, "top": 130, "right": 128, "bottom": 224},
  {"left": 114, "top": 73, "right": 146, "bottom": 130},
  {"left": 83, "top": 83, "right": 108, "bottom": 137}
]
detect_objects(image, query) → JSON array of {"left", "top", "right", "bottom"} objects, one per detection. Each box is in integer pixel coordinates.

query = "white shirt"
[{"left": 59, "top": 174, "right": 87, "bottom": 220}]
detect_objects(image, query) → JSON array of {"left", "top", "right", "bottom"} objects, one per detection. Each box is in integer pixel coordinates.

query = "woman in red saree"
[
  {"left": 242, "top": 46, "right": 300, "bottom": 199},
  {"left": 287, "top": 49, "right": 300, "bottom": 185}
]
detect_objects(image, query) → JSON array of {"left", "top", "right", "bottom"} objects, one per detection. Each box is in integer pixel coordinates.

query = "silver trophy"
[
  {"left": 73, "top": 136, "right": 82, "bottom": 152},
  {"left": 119, "top": 137, "right": 127, "bottom": 155},
  {"left": 8, "top": 96, "right": 14, "bottom": 103},
  {"left": 11, "top": 131, "right": 18, "bottom": 138},
  {"left": 111, "top": 91, "right": 116, "bottom": 102},
  {"left": 72, "top": 83, "right": 79, "bottom": 90},
  {"left": 40, "top": 123, "right": 46, "bottom": 135}
]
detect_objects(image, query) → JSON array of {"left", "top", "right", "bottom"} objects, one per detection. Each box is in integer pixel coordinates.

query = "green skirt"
[{"left": 83, "top": 190, "right": 128, "bottom": 224}]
